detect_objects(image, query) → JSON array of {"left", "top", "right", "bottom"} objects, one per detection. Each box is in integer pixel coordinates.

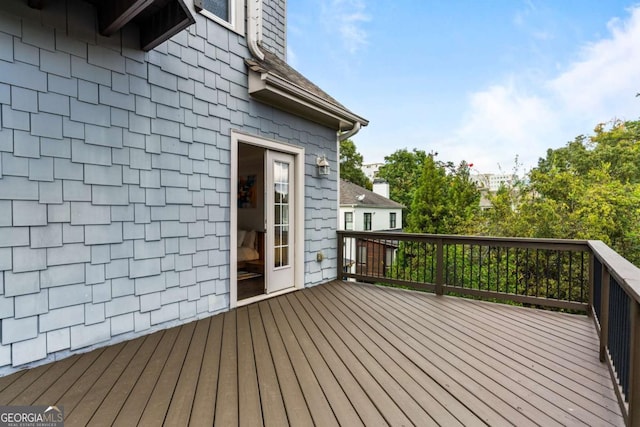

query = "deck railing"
[
  {"left": 589, "top": 240, "right": 640, "bottom": 427},
  {"left": 337, "top": 230, "right": 640, "bottom": 426}
]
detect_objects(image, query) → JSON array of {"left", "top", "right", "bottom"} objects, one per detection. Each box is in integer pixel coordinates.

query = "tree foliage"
[
  {"left": 376, "top": 148, "right": 428, "bottom": 226},
  {"left": 339, "top": 139, "right": 371, "bottom": 190},
  {"left": 484, "top": 119, "right": 640, "bottom": 266},
  {"left": 351, "top": 118, "right": 640, "bottom": 266},
  {"left": 407, "top": 156, "right": 480, "bottom": 234}
]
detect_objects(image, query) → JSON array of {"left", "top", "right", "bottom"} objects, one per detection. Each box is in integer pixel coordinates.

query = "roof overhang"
[
  {"left": 30, "top": 0, "right": 195, "bottom": 52},
  {"left": 248, "top": 68, "right": 369, "bottom": 132}
]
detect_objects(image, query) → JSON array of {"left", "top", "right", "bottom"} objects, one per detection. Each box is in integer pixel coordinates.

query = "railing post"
[
  {"left": 588, "top": 252, "right": 594, "bottom": 317},
  {"left": 337, "top": 231, "right": 344, "bottom": 281},
  {"left": 629, "top": 300, "right": 640, "bottom": 426},
  {"left": 435, "top": 238, "right": 444, "bottom": 295},
  {"left": 600, "top": 266, "right": 610, "bottom": 363}
]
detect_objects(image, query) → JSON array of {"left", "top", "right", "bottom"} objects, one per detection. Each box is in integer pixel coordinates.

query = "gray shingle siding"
[
  {"left": 0, "top": 0, "right": 338, "bottom": 374},
  {"left": 261, "top": 0, "right": 287, "bottom": 60}
]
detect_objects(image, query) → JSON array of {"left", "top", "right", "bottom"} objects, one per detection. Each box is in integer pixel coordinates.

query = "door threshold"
[{"left": 236, "top": 286, "right": 298, "bottom": 307}]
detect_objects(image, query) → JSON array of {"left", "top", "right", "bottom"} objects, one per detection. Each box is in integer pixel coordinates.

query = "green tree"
[
  {"left": 485, "top": 119, "right": 640, "bottom": 266},
  {"left": 376, "top": 148, "right": 427, "bottom": 223},
  {"left": 446, "top": 161, "right": 481, "bottom": 234},
  {"left": 407, "top": 155, "right": 449, "bottom": 233},
  {"left": 339, "top": 139, "right": 371, "bottom": 190},
  {"left": 407, "top": 157, "right": 480, "bottom": 234}
]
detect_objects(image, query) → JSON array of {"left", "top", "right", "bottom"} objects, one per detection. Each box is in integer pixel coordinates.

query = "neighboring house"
[
  {"left": 340, "top": 179, "right": 403, "bottom": 232},
  {"left": 0, "top": 0, "right": 367, "bottom": 374},
  {"left": 339, "top": 179, "right": 403, "bottom": 277}
]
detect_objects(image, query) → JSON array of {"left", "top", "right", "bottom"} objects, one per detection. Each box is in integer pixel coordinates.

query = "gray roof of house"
[
  {"left": 245, "top": 50, "right": 367, "bottom": 124},
  {"left": 340, "top": 180, "right": 404, "bottom": 209}
]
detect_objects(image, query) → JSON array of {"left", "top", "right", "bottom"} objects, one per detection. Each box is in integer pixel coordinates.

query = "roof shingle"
[{"left": 340, "top": 180, "right": 404, "bottom": 208}]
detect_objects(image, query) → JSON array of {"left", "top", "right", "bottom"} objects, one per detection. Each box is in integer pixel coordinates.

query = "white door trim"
[{"left": 230, "top": 130, "right": 305, "bottom": 308}]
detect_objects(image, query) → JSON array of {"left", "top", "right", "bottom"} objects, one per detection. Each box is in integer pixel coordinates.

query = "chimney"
[{"left": 372, "top": 180, "right": 389, "bottom": 198}]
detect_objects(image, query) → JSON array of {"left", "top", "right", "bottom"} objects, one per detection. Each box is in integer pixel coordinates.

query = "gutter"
[
  {"left": 248, "top": 70, "right": 368, "bottom": 130},
  {"left": 338, "top": 122, "right": 361, "bottom": 141},
  {"left": 246, "top": 0, "right": 265, "bottom": 61}
]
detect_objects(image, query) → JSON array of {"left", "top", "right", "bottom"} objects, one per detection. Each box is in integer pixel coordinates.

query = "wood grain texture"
[{"left": 0, "top": 281, "right": 624, "bottom": 426}]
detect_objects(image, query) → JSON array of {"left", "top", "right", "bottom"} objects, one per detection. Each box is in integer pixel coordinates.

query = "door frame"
[
  {"left": 265, "top": 150, "right": 296, "bottom": 294},
  {"left": 230, "top": 130, "right": 305, "bottom": 308}
]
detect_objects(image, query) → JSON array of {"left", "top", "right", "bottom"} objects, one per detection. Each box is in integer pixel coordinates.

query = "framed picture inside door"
[{"left": 238, "top": 174, "right": 257, "bottom": 208}]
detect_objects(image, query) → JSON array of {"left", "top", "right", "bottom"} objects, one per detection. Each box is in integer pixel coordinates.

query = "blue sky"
[{"left": 286, "top": 1, "right": 640, "bottom": 174}]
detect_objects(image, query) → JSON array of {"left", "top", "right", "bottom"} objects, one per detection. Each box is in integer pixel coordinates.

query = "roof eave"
[
  {"left": 340, "top": 203, "right": 405, "bottom": 209},
  {"left": 248, "top": 69, "right": 369, "bottom": 132}
]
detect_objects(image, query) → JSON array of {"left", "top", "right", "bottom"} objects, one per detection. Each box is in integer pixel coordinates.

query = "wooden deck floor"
[{"left": 0, "top": 280, "right": 624, "bottom": 426}]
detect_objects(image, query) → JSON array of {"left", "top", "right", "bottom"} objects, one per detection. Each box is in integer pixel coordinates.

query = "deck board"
[
  {"left": 237, "top": 307, "right": 263, "bottom": 427},
  {"left": 320, "top": 283, "right": 529, "bottom": 426},
  {"left": 214, "top": 312, "right": 239, "bottom": 427},
  {"left": 303, "top": 288, "right": 465, "bottom": 426},
  {"left": 189, "top": 315, "right": 223, "bottom": 426},
  {"left": 383, "top": 285, "right": 620, "bottom": 408},
  {"left": 55, "top": 342, "right": 127, "bottom": 417},
  {"left": 0, "top": 280, "right": 624, "bottom": 426},
  {"left": 337, "top": 282, "right": 620, "bottom": 425},
  {"left": 34, "top": 348, "right": 106, "bottom": 406},
  {"left": 88, "top": 331, "right": 163, "bottom": 426},
  {"left": 438, "top": 291, "right": 609, "bottom": 381},
  {"left": 308, "top": 287, "right": 439, "bottom": 425},
  {"left": 6, "top": 354, "right": 80, "bottom": 405},
  {"left": 294, "top": 289, "right": 414, "bottom": 426},
  {"left": 163, "top": 319, "right": 210, "bottom": 427},
  {"left": 277, "top": 296, "right": 363, "bottom": 426},
  {"left": 287, "top": 292, "right": 387, "bottom": 426},
  {"left": 112, "top": 327, "right": 180, "bottom": 426},
  {"left": 247, "top": 304, "right": 289, "bottom": 427},
  {"left": 258, "top": 301, "right": 315, "bottom": 427},
  {"left": 66, "top": 336, "right": 144, "bottom": 425}
]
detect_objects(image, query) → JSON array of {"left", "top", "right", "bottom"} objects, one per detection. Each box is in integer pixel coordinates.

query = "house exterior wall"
[
  {"left": 261, "top": 0, "right": 286, "bottom": 60},
  {"left": 339, "top": 206, "right": 403, "bottom": 232},
  {"left": 0, "top": 0, "right": 337, "bottom": 374}
]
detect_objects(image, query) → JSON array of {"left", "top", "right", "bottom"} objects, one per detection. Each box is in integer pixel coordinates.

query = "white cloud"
[
  {"left": 446, "top": 6, "right": 640, "bottom": 173},
  {"left": 444, "top": 82, "right": 557, "bottom": 173},
  {"left": 549, "top": 7, "right": 640, "bottom": 120},
  {"left": 321, "top": 0, "right": 370, "bottom": 54}
]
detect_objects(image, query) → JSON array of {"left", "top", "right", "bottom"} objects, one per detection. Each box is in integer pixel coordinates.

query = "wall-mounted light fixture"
[{"left": 316, "top": 155, "right": 330, "bottom": 176}]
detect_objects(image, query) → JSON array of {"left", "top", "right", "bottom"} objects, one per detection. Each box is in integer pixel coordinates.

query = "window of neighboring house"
[
  {"left": 389, "top": 212, "right": 397, "bottom": 229},
  {"left": 195, "top": 0, "right": 245, "bottom": 33},
  {"left": 364, "top": 213, "right": 372, "bottom": 231},
  {"left": 344, "top": 212, "right": 353, "bottom": 230}
]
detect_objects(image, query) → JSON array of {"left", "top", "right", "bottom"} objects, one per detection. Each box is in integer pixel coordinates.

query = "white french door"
[{"left": 265, "top": 150, "right": 295, "bottom": 293}]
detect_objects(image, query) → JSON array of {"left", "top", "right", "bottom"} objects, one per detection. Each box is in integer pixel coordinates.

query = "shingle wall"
[
  {"left": 0, "top": 0, "right": 337, "bottom": 374},
  {"left": 261, "top": 0, "right": 286, "bottom": 60}
]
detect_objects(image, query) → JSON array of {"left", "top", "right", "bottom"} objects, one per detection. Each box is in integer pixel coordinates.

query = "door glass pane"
[{"left": 274, "top": 161, "right": 290, "bottom": 268}]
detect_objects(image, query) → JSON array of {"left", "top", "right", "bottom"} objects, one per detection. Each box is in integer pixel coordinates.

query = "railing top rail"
[
  {"left": 589, "top": 240, "right": 640, "bottom": 305},
  {"left": 338, "top": 230, "right": 590, "bottom": 251}
]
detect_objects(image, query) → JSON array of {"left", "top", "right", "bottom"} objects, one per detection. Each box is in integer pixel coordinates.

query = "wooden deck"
[{"left": 0, "top": 280, "right": 624, "bottom": 426}]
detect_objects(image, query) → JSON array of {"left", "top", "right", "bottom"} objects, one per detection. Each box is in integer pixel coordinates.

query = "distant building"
[
  {"left": 471, "top": 173, "right": 520, "bottom": 210},
  {"left": 471, "top": 173, "right": 517, "bottom": 192},
  {"left": 362, "top": 162, "right": 384, "bottom": 181}
]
